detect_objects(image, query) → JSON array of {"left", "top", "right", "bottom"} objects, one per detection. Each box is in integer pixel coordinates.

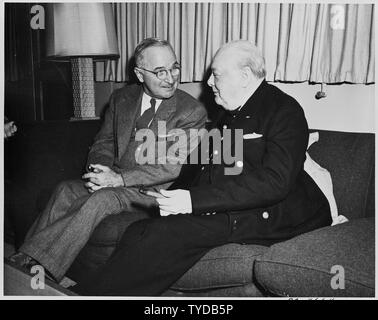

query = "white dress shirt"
[{"left": 141, "top": 93, "right": 163, "bottom": 116}]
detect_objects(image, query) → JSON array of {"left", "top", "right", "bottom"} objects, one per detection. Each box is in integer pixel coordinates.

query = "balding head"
[
  {"left": 207, "top": 40, "right": 266, "bottom": 110},
  {"left": 215, "top": 40, "right": 266, "bottom": 79}
]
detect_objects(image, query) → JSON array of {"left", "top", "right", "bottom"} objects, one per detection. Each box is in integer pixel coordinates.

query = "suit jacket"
[
  {"left": 87, "top": 84, "right": 207, "bottom": 189},
  {"left": 186, "top": 80, "right": 332, "bottom": 245}
]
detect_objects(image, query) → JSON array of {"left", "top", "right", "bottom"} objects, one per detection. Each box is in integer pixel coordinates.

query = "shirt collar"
[{"left": 141, "top": 92, "right": 163, "bottom": 114}]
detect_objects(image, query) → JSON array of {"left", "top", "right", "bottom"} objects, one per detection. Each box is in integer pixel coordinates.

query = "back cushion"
[{"left": 308, "top": 130, "right": 374, "bottom": 220}]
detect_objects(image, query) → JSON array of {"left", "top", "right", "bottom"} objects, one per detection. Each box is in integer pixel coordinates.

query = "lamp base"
[{"left": 71, "top": 57, "right": 97, "bottom": 119}]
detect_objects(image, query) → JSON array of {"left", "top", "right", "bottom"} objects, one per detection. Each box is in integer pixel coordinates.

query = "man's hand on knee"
[
  {"left": 82, "top": 164, "right": 124, "bottom": 192},
  {"left": 84, "top": 181, "right": 104, "bottom": 193}
]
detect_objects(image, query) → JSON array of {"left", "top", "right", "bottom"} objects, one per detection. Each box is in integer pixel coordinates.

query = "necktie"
[{"left": 136, "top": 98, "right": 156, "bottom": 129}]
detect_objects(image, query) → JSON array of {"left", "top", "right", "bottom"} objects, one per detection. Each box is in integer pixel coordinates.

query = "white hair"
[{"left": 218, "top": 40, "right": 266, "bottom": 79}]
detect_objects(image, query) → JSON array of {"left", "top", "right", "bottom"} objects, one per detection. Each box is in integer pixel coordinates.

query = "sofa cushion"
[
  {"left": 254, "top": 218, "right": 375, "bottom": 297},
  {"left": 305, "top": 132, "right": 348, "bottom": 226},
  {"left": 163, "top": 283, "right": 265, "bottom": 297},
  {"left": 171, "top": 243, "right": 269, "bottom": 291},
  {"left": 308, "top": 130, "right": 374, "bottom": 219}
]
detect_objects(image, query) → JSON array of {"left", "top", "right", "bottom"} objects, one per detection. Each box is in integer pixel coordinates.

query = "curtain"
[
  {"left": 5, "top": 3, "right": 34, "bottom": 82},
  {"left": 95, "top": 2, "right": 374, "bottom": 84}
]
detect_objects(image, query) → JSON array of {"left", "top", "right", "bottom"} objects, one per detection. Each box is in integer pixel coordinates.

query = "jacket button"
[{"left": 262, "top": 211, "right": 269, "bottom": 219}]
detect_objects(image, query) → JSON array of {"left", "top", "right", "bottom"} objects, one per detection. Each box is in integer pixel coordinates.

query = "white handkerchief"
[{"left": 243, "top": 133, "right": 263, "bottom": 139}]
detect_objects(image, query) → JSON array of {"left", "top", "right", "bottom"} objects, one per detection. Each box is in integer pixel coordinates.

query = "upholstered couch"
[{"left": 5, "top": 120, "right": 375, "bottom": 297}]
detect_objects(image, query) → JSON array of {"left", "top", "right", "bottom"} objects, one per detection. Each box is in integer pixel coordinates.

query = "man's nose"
[
  {"left": 207, "top": 74, "right": 214, "bottom": 87},
  {"left": 165, "top": 71, "right": 174, "bottom": 84}
]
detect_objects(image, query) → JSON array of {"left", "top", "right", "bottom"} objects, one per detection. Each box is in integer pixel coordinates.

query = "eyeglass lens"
[{"left": 157, "top": 66, "right": 180, "bottom": 80}]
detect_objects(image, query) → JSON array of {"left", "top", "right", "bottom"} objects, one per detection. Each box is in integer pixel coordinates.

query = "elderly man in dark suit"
[
  {"left": 75, "top": 40, "right": 332, "bottom": 296},
  {"left": 10, "top": 38, "right": 207, "bottom": 282}
]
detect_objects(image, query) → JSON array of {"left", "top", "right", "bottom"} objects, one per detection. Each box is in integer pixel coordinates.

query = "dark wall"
[
  {"left": 5, "top": 3, "right": 39, "bottom": 122},
  {"left": 5, "top": 3, "right": 73, "bottom": 123},
  {"left": 4, "top": 120, "right": 102, "bottom": 247}
]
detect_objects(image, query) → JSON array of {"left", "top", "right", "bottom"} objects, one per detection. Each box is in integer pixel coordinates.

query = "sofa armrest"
[{"left": 254, "top": 218, "right": 375, "bottom": 297}]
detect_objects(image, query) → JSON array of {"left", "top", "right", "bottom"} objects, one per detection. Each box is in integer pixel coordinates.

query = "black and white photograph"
[{"left": 1, "top": 0, "right": 375, "bottom": 301}]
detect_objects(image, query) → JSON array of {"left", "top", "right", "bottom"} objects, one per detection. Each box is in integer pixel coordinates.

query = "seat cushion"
[
  {"left": 254, "top": 218, "right": 375, "bottom": 297},
  {"left": 163, "top": 283, "right": 265, "bottom": 297},
  {"left": 171, "top": 243, "right": 269, "bottom": 291},
  {"left": 308, "top": 130, "right": 374, "bottom": 219}
]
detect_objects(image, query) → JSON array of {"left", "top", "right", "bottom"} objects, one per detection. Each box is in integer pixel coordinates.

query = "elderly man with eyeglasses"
[{"left": 10, "top": 38, "right": 207, "bottom": 283}]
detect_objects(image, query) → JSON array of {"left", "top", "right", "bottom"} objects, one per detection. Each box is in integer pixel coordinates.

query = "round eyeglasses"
[{"left": 137, "top": 64, "right": 181, "bottom": 80}]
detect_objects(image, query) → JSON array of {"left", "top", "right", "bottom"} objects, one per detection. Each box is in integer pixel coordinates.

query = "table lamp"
[{"left": 46, "top": 3, "right": 119, "bottom": 120}]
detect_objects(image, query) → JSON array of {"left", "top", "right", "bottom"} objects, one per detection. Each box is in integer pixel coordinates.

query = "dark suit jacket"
[
  {"left": 87, "top": 83, "right": 207, "bottom": 189},
  {"left": 186, "top": 80, "right": 332, "bottom": 245}
]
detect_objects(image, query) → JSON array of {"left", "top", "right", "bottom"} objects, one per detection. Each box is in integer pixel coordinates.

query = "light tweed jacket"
[{"left": 87, "top": 83, "right": 207, "bottom": 189}]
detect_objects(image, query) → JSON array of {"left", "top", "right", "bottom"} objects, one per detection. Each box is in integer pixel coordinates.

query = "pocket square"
[{"left": 243, "top": 133, "right": 263, "bottom": 139}]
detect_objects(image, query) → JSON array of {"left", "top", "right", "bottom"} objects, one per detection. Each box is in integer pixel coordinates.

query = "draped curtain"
[{"left": 95, "top": 2, "right": 374, "bottom": 84}]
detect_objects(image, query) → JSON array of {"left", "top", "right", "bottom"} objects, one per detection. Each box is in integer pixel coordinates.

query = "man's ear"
[{"left": 134, "top": 67, "right": 144, "bottom": 83}]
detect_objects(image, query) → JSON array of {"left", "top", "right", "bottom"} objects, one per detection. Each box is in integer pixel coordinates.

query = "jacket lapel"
[
  {"left": 117, "top": 86, "right": 143, "bottom": 160},
  {"left": 233, "top": 80, "right": 268, "bottom": 123},
  {"left": 148, "top": 94, "right": 177, "bottom": 134},
  {"left": 221, "top": 80, "right": 268, "bottom": 154}
]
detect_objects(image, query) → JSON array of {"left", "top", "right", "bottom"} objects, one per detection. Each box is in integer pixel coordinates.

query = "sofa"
[{"left": 4, "top": 119, "right": 375, "bottom": 297}]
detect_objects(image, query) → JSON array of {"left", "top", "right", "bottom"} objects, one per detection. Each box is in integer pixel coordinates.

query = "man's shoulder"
[
  {"left": 111, "top": 83, "right": 142, "bottom": 102},
  {"left": 174, "top": 88, "right": 206, "bottom": 113},
  {"left": 264, "top": 82, "right": 294, "bottom": 101},
  {"left": 263, "top": 82, "right": 303, "bottom": 113}
]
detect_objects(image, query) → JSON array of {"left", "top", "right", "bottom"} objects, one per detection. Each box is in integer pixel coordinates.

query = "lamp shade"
[{"left": 46, "top": 3, "right": 119, "bottom": 60}]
